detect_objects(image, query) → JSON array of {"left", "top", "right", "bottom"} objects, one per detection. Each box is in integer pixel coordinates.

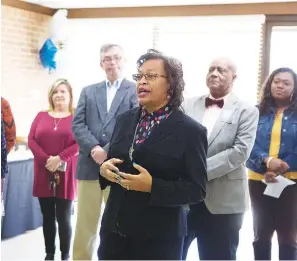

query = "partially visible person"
[
  {"left": 72, "top": 44, "right": 137, "bottom": 260},
  {"left": 1, "top": 97, "right": 16, "bottom": 153},
  {"left": 1, "top": 97, "right": 16, "bottom": 216},
  {"left": 1, "top": 119, "right": 7, "bottom": 181},
  {"left": 28, "top": 79, "right": 78, "bottom": 261},
  {"left": 98, "top": 49, "right": 208, "bottom": 260},
  {"left": 246, "top": 67, "right": 297, "bottom": 260},
  {"left": 1, "top": 119, "right": 7, "bottom": 216},
  {"left": 183, "top": 57, "right": 259, "bottom": 260}
]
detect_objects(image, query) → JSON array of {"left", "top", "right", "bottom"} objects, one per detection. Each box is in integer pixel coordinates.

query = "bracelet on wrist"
[{"left": 266, "top": 157, "right": 274, "bottom": 169}]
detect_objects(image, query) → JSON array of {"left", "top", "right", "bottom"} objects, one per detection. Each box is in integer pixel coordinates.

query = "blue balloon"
[{"left": 39, "top": 38, "right": 58, "bottom": 71}]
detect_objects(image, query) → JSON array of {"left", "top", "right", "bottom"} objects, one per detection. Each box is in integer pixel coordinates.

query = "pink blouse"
[{"left": 28, "top": 111, "right": 78, "bottom": 200}]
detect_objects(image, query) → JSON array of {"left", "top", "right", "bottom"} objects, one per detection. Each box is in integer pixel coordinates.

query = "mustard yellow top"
[{"left": 248, "top": 113, "right": 297, "bottom": 180}]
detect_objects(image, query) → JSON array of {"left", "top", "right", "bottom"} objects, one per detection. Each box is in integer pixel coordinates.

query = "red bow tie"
[{"left": 205, "top": 97, "right": 224, "bottom": 108}]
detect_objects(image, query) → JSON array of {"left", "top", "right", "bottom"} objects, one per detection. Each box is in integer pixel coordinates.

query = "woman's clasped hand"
[{"left": 100, "top": 158, "right": 152, "bottom": 192}]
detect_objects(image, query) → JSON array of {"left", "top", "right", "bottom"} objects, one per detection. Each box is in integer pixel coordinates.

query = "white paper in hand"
[{"left": 263, "top": 175, "right": 296, "bottom": 198}]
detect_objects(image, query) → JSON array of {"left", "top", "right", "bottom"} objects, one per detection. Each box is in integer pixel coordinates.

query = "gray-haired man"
[
  {"left": 72, "top": 44, "right": 138, "bottom": 260},
  {"left": 182, "top": 57, "right": 258, "bottom": 260}
]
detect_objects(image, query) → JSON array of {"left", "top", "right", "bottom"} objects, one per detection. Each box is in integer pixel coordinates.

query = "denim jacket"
[{"left": 246, "top": 107, "right": 297, "bottom": 174}]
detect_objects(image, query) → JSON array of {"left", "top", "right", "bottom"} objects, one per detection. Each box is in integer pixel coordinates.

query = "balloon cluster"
[{"left": 39, "top": 9, "right": 69, "bottom": 72}]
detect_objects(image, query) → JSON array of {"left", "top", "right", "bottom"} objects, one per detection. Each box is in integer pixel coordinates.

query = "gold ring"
[{"left": 126, "top": 185, "right": 129, "bottom": 190}]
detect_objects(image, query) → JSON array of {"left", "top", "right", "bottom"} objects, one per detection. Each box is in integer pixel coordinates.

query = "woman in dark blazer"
[{"left": 98, "top": 49, "right": 208, "bottom": 260}]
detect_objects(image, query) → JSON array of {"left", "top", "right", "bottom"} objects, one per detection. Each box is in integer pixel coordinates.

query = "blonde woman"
[{"left": 28, "top": 79, "right": 78, "bottom": 261}]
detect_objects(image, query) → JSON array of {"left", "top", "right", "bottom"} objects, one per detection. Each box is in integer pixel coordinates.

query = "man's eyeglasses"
[
  {"left": 102, "top": 55, "right": 122, "bottom": 64},
  {"left": 132, "top": 73, "right": 167, "bottom": 81}
]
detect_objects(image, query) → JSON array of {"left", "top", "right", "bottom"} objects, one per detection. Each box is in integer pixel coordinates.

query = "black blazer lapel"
[
  {"left": 144, "top": 109, "right": 184, "bottom": 148},
  {"left": 116, "top": 108, "right": 184, "bottom": 160},
  {"left": 126, "top": 107, "right": 142, "bottom": 141},
  {"left": 109, "top": 107, "right": 141, "bottom": 164}
]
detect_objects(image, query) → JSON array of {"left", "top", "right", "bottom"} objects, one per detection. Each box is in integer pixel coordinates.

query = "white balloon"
[{"left": 50, "top": 9, "right": 69, "bottom": 43}]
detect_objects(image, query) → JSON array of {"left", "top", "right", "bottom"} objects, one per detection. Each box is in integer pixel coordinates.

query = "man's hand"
[{"left": 91, "top": 145, "right": 107, "bottom": 165}]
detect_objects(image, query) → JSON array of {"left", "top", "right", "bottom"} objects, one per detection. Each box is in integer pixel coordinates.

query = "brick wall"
[{"left": 1, "top": 5, "right": 56, "bottom": 137}]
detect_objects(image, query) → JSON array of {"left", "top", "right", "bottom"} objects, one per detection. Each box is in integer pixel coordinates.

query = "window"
[
  {"left": 269, "top": 26, "right": 297, "bottom": 72},
  {"left": 260, "top": 15, "right": 297, "bottom": 85},
  {"left": 59, "top": 15, "right": 264, "bottom": 106},
  {"left": 154, "top": 15, "right": 264, "bottom": 105}
]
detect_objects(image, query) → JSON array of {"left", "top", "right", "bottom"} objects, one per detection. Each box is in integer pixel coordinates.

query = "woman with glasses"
[
  {"left": 247, "top": 67, "right": 297, "bottom": 260},
  {"left": 98, "top": 49, "right": 208, "bottom": 260}
]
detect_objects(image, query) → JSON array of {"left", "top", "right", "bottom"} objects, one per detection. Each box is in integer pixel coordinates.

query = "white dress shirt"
[
  {"left": 202, "top": 93, "right": 230, "bottom": 138},
  {"left": 106, "top": 77, "right": 124, "bottom": 112}
]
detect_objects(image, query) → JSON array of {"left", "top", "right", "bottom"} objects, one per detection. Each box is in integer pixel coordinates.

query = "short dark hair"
[
  {"left": 259, "top": 67, "right": 297, "bottom": 115},
  {"left": 136, "top": 49, "right": 185, "bottom": 109}
]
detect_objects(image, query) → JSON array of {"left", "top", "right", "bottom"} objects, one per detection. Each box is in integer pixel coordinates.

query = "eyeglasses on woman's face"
[{"left": 132, "top": 73, "right": 167, "bottom": 82}]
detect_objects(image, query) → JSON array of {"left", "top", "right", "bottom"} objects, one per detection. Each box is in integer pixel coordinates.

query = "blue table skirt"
[{"left": 1, "top": 159, "right": 42, "bottom": 239}]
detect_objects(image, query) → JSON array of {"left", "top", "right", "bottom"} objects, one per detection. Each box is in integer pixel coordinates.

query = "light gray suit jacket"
[
  {"left": 184, "top": 93, "right": 259, "bottom": 214},
  {"left": 72, "top": 79, "right": 138, "bottom": 180}
]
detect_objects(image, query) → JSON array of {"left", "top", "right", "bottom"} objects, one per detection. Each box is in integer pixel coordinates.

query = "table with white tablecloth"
[{"left": 1, "top": 152, "right": 42, "bottom": 239}]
